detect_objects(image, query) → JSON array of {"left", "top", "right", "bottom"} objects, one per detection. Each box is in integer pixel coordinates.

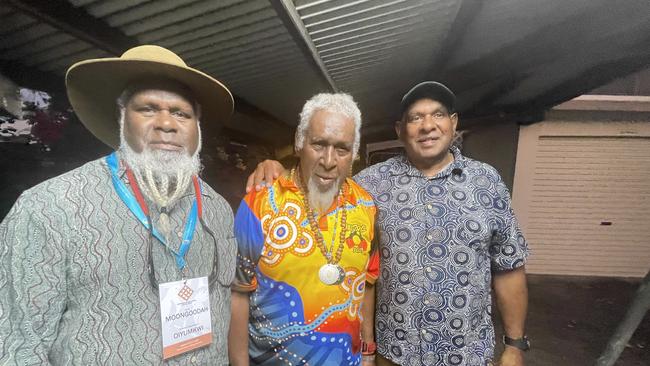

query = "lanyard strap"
[{"left": 106, "top": 152, "right": 202, "bottom": 271}]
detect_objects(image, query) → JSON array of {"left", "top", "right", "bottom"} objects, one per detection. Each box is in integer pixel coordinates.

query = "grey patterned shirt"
[
  {"left": 354, "top": 147, "right": 529, "bottom": 366},
  {"left": 0, "top": 154, "right": 236, "bottom": 365}
]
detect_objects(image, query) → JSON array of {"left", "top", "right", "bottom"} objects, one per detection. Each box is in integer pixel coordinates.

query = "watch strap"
[{"left": 503, "top": 335, "right": 530, "bottom": 351}]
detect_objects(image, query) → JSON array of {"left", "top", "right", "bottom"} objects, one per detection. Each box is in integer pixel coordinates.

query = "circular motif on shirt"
[
  {"left": 422, "top": 352, "right": 440, "bottom": 366},
  {"left": 447, "top": 353, "right": 463, "bottom": 365},
  {"left": 494, "top": 197, "right": 506, "bottom": 210},
  {"left": 475, "top": 189, "right": 494, "bottom": 209},
  {"left": 390, "top": 345, "right": 403, "bottom": 358},
  {"left": 451, "top": 171, "right": 466, "bottom": 183},
  {"left": 396, "top": 227, "right": 412, "bottom": 243},
  {"left": 425, "top": 184, "right": 444, "bottom": 197},
  {"left": 422, "top": 308, "right": 444, "bottom": 325},
  {"left": 377, "top": 319, "right": 387, "bottom": 332},
  {"left": 428, "top": 203, "right": 446, "bottom": 218},
  {"left": 398, "top": 175, "right": 412, "bottom": 186},
  {"left": 503, "top": 244, "right": 516, "bottom": 256},
  {"left": 410, "top": 270, "right": 428, "bottom": 287},
  {"left": 412, "top": 205, "right": 429, "bottom": 222},
  {"left": 456, "top": 271, "right": 470, "bottom": 286},
  {"left": 452, "top": 335, "right": 465, "bottom": 348},
  {"left": 450, "top": 246, "right": 475, "bottom": 268},
  {"left": 266, "top": 216, "right": 298, "bottom": 251},
  {"left": 378, "top": 179, "right": 394, "bottom": 193},
  {"left": 393, "top": 290, "right": 410, "bottom": 305},
  {"left": 396, "top": 191, "right": 410, "bottom": 203},
  {"left": 392, "top": 311, "right": 405, "bottom": 323},
  {"left": 465, "top": 219, "right": 482, "bottom": 233},
  {"left": 451, "top": 293, "right": 468, "bottom": 310},
  {"left": 427, "top": 243, "right": 447, "bottom": 259},
  {"left": 424, "top": 265, "right": 445, "bottom": 283},
  {"left": 377, "top": 192, "right": 391, "bottom": 203},
  {"left": 397, "top": 270, "right": 411, "bottom": 285},
  {"left": 394, "top": 328, "right": 406, "bottom": 341},
  {"left": 395, "top": 250, "right": 410, "bottom": 265},
  {"left": 469, "top": 270, "right": 484, "bottom": 287},
  {"left": 406, "top": 330, "right": 421, "bottom": 345},
  {"left": 379, "top": 303, "right": 389, "bottom": 314},
  {"left": 451, "top": 189, "right": 467, "bottom": 201},
  {"left": 472, "top": 174, "right": 491, "bottom": 188},
  {"left": 423, "top": 292, "right": 444, "bottom": 308},
  {"left": 449, "top": 316, "right": 465, "bottom": 331},
  {"left": 398, "top": 207, "right": 413, "bottom": 220}
]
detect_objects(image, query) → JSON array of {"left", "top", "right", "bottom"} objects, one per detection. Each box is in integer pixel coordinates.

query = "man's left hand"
[{"left": 498, "top": 346, "right": 525, "bottom": 366}]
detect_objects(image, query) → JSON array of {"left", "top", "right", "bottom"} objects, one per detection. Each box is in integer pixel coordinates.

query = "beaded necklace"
[{"left": 292, "top": 167, "right": 348, "bottom": 284}]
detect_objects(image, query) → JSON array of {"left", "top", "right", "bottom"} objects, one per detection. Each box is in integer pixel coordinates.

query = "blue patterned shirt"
[{"left": 354, "top": 147, "right": 529, "bottom": 366}]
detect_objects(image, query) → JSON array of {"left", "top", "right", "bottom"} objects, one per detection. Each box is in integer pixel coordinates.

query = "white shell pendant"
[{"left": 319, "top": 264, "right": 345, "bottom": 285}]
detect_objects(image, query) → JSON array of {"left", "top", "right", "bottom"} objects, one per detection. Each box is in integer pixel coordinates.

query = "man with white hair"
[
  {"left": 0, "top": 45, "right": 236, "bottom": 365},
  {"left": 228, "top": 93, "right": 379, "bottom": 365}
]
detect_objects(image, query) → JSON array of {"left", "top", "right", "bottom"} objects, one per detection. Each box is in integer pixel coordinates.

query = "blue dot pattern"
[{"left": 354, "top": 147, "right": 529, "bottom": 366}]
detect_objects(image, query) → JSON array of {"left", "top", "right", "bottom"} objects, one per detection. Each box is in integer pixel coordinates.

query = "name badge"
[{"left": 159, "top": 277, "right": 212, "bottom": 359}]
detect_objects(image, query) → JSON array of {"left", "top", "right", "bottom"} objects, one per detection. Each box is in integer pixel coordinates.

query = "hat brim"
[{"left": 66, "top": 58, "right": 233, "bottom": 148}]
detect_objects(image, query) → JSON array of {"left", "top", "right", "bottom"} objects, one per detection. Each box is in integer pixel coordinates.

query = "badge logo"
[{"left": 177, "top": 283, "right": 194, "bottom": 301}]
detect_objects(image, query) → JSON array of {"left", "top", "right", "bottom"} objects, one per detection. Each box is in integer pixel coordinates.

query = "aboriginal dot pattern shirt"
[
  {"left": 233, "top": 175, "right": 379, "bottom": 365},
  {"left": 354, "top": 147, "right": 529, "bottom": 366}
]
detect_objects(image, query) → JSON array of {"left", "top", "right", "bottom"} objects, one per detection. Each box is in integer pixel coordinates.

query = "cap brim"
[
  {"left": 400, "top": 81, "right": 456, "bottom": 115},
  {"left": 66, "top": 58, "right": 233, "bottom": 148}
]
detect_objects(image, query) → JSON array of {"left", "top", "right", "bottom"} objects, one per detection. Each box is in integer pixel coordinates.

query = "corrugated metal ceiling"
[{"left": 2, "top": 0, "right": 650, "bottom": 145}]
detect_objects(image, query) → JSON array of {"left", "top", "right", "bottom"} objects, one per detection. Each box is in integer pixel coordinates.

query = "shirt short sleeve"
[
  {"left": 489, "top": 179, "right": 530, "bottom": 272},
  {"left": 232, "top": 190, "right": 266, "bottom": 292}
]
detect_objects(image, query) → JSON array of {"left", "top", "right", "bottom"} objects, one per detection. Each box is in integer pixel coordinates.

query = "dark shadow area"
[{"left": 494, "top": 274, "right": 650, "bottom": 366}]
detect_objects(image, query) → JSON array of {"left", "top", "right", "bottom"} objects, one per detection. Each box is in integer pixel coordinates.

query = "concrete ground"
[{"left": 493, "top": 275, "right": 650, "bottom": 366}]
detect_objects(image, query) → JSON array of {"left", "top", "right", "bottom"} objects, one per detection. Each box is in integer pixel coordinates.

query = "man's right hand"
[{"left": 245, "top": 160, "right": 286, "bottom": 193}]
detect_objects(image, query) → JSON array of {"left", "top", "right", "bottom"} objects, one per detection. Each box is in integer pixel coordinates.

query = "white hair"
[{"left": 295, "top": 93, "right": 362, "bottom": 157}]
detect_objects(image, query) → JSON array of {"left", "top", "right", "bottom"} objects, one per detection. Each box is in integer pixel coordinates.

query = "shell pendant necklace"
[{"left": 292, "top": 167, "right": 347, "bottom": 285}]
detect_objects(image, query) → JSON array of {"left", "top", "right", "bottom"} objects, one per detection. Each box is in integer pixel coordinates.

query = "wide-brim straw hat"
[{"left": 66, "top": 45, "right": 233, "bottom": 148}]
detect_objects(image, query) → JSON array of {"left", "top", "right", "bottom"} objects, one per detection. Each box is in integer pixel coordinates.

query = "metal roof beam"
[
  {"left": 4, "top": 0, "right": 137, "bottom": 56},
  {"left": 270, "top": 0, "right": 338, "bottom": 92}
]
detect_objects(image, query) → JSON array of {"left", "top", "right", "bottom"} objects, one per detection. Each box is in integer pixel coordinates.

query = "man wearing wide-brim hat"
[{"left": 0, "top": 45, "right": 237, "bottom": 365}]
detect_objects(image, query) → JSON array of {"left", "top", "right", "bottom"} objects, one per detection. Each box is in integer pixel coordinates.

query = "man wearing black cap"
[{"left": 245, "top": 81, "right": 530, "bottom": 366}]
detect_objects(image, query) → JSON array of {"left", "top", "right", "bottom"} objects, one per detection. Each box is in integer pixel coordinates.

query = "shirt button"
[
  {"left": 190, "top": 356, "right": 196, "bottom": 363},
  {"left": 177, "top": 231, "right": 183, "bottom": 237},
  {"left": 421, "top": 329, "right": 427, "bottom": 335},
  {"left": 426, "top": 267, "right": 432, "bottom": 273},
  {"left": 424, "top": 300, "right": 430, "bottom": 305},
  {"left": 427, "top": 204, "right": 433, "bottom": 210},
  {"left": 426, "top": 235, "right": 433, "bottom": 240}
]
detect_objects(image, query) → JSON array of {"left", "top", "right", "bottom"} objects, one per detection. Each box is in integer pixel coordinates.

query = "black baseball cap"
[{"left": 400, "top": 81, "right": 456, "bottom": 116}]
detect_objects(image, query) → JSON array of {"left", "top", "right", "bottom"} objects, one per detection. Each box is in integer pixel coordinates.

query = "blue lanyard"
[{"left": 106, "top": 152, "right": 199, "bottom": 271}]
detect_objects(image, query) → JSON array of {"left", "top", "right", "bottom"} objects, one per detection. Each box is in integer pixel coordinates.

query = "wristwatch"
[{"left": 503, "top": 335, "right": 530, "bottom": 351}]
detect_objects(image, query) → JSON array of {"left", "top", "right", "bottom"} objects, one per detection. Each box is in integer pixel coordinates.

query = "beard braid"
[
  {"left": 118, "top": 113, "right": 202, "bottom": 211},
  {"left": 307, "top": 177, "right": 341, "bottom": 214}
]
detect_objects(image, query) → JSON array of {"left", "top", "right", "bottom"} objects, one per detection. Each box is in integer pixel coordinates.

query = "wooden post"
[{"left": 596, "top": 269, "right": 650, "bottom": 366}]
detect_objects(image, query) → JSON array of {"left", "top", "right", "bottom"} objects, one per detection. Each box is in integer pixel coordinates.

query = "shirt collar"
[{"left": 389, "top": 146, "right": 465, "bottom": 179}]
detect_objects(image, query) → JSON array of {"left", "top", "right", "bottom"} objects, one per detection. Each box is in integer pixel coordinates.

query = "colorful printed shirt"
[
  {"left": 354, "top": 147, "right": 529, "bottom": 366},
  {"left": 234, "top": 175, "right": 378, "bottom": 365}
]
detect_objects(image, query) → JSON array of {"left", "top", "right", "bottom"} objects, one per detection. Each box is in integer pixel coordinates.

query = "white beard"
[
  {"left": 307, "top": 177, "right": 341, "bottom": 214},
  {"left": 118, "top": 115, "right": 202, "bottom": 211}
]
